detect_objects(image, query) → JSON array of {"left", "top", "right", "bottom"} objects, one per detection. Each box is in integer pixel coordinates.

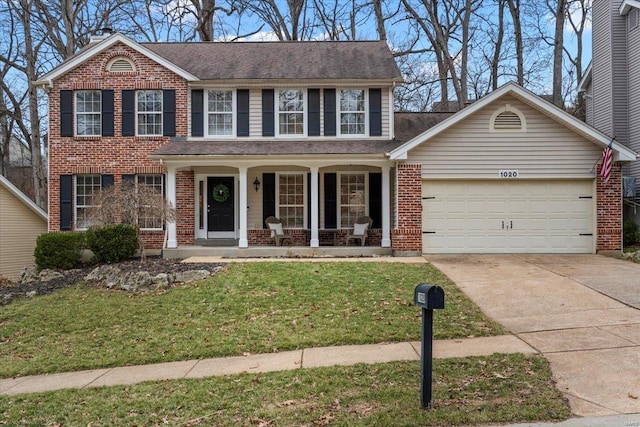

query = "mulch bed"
[{"left": 0, "top": 258, "right": 224, "bottom": 306}]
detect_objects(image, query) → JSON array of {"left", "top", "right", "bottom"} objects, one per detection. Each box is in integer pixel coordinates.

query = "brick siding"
[
  {"left": 596, "top": 164, "right": 622, "bottom": 252},
  {"left": 392, "top": 163, "right": 422, "bottom": 253}
]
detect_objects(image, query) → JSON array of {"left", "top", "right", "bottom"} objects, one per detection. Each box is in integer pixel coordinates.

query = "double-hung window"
[
  {"left": 137, "top": 90, "right": 163, "bottom": 136},
  {"left": 137, "top": 174, "right": 164, "bottom": 230},
  {"left": 278, "top": 173, "right": 305, "bottom": 228},
  {"left": 75, "top": 90, "right": 101, "bottom": 136},
  {"left": 339, "top": 173, "right": 366, "bottom": 228},
  {"left": 207, "top": 90, "right": 233, "bottom": 136},
  {"left": 278, "top": 89, "right": 305, "bottom": 136},
  {"left": 339, "top": 89, "right": 366, "bottom": 136},
  {"left": 75, "top": 175, "right": 101, "bottom": 229}
]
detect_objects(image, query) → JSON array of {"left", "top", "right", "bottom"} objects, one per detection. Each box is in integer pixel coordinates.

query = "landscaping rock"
[
  {"left": 85, "top": 265, "right": 123, "bottom": 289},
  {"left": 18, "top": 268, "right": 39, "bottom": 285},
  {"left": 38, "top": 270, "right": 64, "bottom": 282},
  {"left": 120, "top": 271, "right": 154, "bottom": 293},
  {"left": 171, "top": 269, "right": 212, "bottom": 283}
]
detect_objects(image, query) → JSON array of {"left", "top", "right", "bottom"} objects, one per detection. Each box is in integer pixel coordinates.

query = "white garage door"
[{"left": 422, "top": 180, "right": 594, "bottom": 254}]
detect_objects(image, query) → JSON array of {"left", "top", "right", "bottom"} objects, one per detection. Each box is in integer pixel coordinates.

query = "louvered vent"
[
  {"left": 108, "top": 58, "right": 134, "bottom": 72},
  {"left": 493, "top": 111, "right": 522, "bottom": 130}
]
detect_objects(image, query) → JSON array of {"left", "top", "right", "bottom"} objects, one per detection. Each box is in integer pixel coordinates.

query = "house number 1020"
[{"left": 498, "top": 170, "right": 519, "bottom": 178}]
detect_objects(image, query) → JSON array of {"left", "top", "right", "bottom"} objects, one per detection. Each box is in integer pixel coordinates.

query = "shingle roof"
[
  {"left": 142, "top": 41, "right": 402, "bottom": 81},
  {"left": 151, "top": 113, "right": 450, "bottom": 158}
]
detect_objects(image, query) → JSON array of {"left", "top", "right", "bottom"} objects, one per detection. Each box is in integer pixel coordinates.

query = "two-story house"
[
  {"left": 37, "top": 32, "right": 634, "bottom": 256},
  {"left": 579, "top": 0, "right": 640, "bottom": 224}
]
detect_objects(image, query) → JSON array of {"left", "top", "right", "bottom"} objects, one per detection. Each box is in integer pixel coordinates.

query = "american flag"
[{"left": 599, "top": 141, "right": 613, "bottom": 183}]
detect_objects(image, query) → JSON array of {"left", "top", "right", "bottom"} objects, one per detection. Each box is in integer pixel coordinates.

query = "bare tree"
[
  {"left": 240, "top": 0, "right": 310, "bottom": 40},
  {"left": 506, "top": 0, "right": 524, "bottom": 85}
]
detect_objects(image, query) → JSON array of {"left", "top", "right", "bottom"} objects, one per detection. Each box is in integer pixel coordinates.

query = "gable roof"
[
  {"left": 0, "top": 175, "right": 48, "bottom": 222},
  {"left": 390, "top": 82, "right": 637, "bottom": 162},
  {"left": 577, "top": 62, "right": 592, "bottom": 93},
  {"left": 35, "top": 33, "right": 200, "bottom": 86},
  {"left": 35, "top": 33, "right": 402, "bottom": 86},
  {"left": 143, "top": 41, "right": 402, "bottom": 82},
  {"left": 620, "top": 0, "right": 640, "bottom": 14}
]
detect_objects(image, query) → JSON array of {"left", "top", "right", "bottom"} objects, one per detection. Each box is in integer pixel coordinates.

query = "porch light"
[{"left": 253, "top": 177, "right": 261, "bottom": 192}]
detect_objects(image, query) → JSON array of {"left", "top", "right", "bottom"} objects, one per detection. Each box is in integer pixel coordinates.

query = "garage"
[{"left": 422, "top": 180, "right": 594, "bottom": 254}]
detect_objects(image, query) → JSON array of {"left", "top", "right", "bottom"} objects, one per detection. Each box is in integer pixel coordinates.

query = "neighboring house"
[
  {"left": 0, "top": 175, "right": 48, "bottom": 279},
  {"left": 36, "top": 32, "right": 633, "bottom": 256},
  {"left": 579, "top": 0, "right": 640, "bottom": 222}
]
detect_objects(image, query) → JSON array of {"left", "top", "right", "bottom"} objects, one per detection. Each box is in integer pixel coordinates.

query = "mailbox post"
[{"left": 414, "top": 284, "right": 445, "bottom": 409}]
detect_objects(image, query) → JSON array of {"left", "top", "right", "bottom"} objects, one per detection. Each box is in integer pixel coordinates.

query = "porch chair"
[
  {"left": 346, "top": 216, "right": 373, "bottom": 246},
  {"left": 265, "top": 216, "right": 293, "bottom": 246}
]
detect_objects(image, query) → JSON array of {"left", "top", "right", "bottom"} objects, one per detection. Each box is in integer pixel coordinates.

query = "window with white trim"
[
  {"left": 137, "top": 90, "right": 162, "bottom": 136},
  {"left": 75, "top": 175, "right": 101, "bottom": 229},
  {"left": 278, "top": 173, "right": 305, "bottom": 228},
  {"left": 207, "top": 90, "right": 233, "bottom": 136},
  {"left": 278, "top": 89, "right": 305, "bottom": 135},
  {"left": 339, "top": 89, "right": 366, "bottom": 136},
  {"left": 630, "top": 8, "right": 639, "bottom": 31},
  {"left": 137, "top": 174, "right": 164, "bottom": 230},
  {"left": 75, "top": 90, "right": 101, "bottom": 136},
  {"left": 339, "top": 173, "right": 366, "bottom": 228}
]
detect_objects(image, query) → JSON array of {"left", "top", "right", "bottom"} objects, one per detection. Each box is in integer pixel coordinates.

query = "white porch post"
[
  {"left": 238, "top": 167, "right": 249, "bottom": 248},
  {"left": 310, "top": 166, "right": 319, "bottom": 247},
  {"left": 381, "top": 165, "right": 391, "bottom": 247},
  {"left": 166, "top": 165, "right": 178, "bottom": 248}
]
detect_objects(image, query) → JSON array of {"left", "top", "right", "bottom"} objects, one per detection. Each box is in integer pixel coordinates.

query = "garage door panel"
[{"left": 422, "top": 180, "right": 594, "bottom": 254}]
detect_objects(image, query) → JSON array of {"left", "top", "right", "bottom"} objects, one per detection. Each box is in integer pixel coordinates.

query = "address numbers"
[{"left": 498, "top": 170, "right": 519, "bottom": 178}]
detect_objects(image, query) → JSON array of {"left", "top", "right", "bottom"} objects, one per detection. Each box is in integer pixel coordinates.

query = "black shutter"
[
  {"left": 369, "top": 88, "right": 382, "bottom": 136},
  {"left": 191, "top": 89, "right": 204, "bottom": 137},
  {"left": 102, "top": 90, "right": 114, "bottom": 136},
  {"left": 323, "top": 89, "right": 336, "bottom": 136},
  {"left": 60, "top": 90, "right": 73, "bottom": 137},
  {"left": 237, "top": 89, "right": 250, "bottom": 137},
  {"left": 101, "top": 174, "right": 114, "bottom": 189},
  {"left": 308, "top": 89, "right": 320, "bottom": 136},
  {"left": 163, "top": 89, "right": 176, "bottom": 136},
  {"left": 368, "top": 173, "right": 382, "bottom": 229},
  {"left": 60, "top": 175, "right": 73, "bottom": 231},
  {"left": 262, "top": 89, "right": 275, "bottom": 137},
  {"left": 122, "top": 90, "right": 135, "bottom": 136},
  {"left": 324, "top": 173, "right": 337, "bottom": 229},
  {"left": 262, "top": 173, "right": 276, "bottom": 228}
]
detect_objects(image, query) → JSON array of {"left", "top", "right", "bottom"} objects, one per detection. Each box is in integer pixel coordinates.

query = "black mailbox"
[{"left": 414, "top": 284, "right": 444, "bottom": 310}]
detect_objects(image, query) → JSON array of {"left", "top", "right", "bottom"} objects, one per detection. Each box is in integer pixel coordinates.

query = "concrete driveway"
[{"left": 426, "top": 254, "right": 640, "bottom": 418}]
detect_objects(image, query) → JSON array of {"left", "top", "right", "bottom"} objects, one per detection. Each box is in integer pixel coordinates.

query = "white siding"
[
  {"left": 249, "top": 89, "right": 262, "bottom": 137},
  {"left": 406, "top": 96, "right": 603, "bottom": 179},
  {"left": 0, "top": 186, "right": 48, "bottom": 279},
  {"left": 381, "top": 88, "right": 390, "bottom": 138}
]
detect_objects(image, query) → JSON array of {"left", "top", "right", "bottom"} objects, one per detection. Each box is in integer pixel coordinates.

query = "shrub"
[
  {"left": 34, "top": 232, "right": 86, "bottom": 271},
  {"left": 85, "top": 224, "right": 138, "bottom": 263},
  {"left": 623, "top": 220, "right": 639, "bottom": 247}
]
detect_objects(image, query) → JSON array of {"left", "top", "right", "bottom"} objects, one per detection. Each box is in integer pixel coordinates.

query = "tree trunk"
[{"left": 552, "top": 0, "right": 566, "bottom": 107}]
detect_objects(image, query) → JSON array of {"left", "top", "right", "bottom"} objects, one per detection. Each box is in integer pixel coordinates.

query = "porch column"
[
  {"left": 238, "top": 167, "right": 249, "bottom": 248},
  {"left": 381, "top": 165, "right": 391, "bottom": 247},
  {"left": 310, "top": 166, "right": 319, "bottom": 247},
  {"left": 166, "top": 165, "right": 177, "bottom": 248}
]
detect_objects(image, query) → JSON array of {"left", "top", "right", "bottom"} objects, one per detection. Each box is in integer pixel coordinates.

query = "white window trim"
[
  {"left": 337, "top": 172, "right": 369, "bottom": 229},
  {"left": 75, "top": 90, "right": 102, "bottom": 137},
  {"left": 276, "top": 172, "right": 307, "bottom": 229},
  {"left": 489, "top": 103, "right": 527, "bottom": 133},
  {"left": 337, "top": 89, "right": 369, "bottom": 138},
  {"left": 276, "top": 88, "right": 307, "bottom": 138},
  {"left": 74, "top": 174, "right": 101, "bottom": 231},
  {"left": 205, "top": 88, "right": 236, "bottom": 138},
  {"left": 136, "top": 174, "right": 165, "bottom": 231},
  {"left": 136, "top": 90, "right": 163, "bottom": 137}
]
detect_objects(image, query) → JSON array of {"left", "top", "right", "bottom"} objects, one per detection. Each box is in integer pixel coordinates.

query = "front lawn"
[
  {"left": 0, "top": 262, "right": 504, "bottom": 378},
  {"left": 0, "top": 354, "right": 569, "bottom": 426}
]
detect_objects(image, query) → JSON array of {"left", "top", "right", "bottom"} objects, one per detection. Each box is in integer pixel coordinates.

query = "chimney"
[{"left": 90, "top": 27, "right": 115, "bottom": 44}]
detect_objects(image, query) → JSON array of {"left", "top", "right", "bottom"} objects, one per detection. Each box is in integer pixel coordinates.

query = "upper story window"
[
  {"left": 75, "top": 90, "right": 101, "bottom": 136},
  {"left": 137, "top": 90, "right": 163, "bottom": 136},
  {"left": 207, "top": 90, "right": 234, "bottom": 136},
  {"left": 629, "top": 8, "right": 639, "bottom": 31},
  {"left": 339, "top": 89, "right": 366, "bottom": 136},
  {"left": 278, "top": 89, "right": 305, "bottom": 136}
]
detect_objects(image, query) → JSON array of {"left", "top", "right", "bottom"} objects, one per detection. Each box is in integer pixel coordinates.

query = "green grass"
[
  {"left": 0, "top": 262, "right": 504, "bottom": 378},
  {"left": 0, "top": 354, "right": 569, "bottom": 426}
]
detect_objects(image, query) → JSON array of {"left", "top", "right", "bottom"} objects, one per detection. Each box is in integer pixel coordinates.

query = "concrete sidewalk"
[
  {"left": 0, "top": 335, "right": 534, "bottom": 395},
  {"left": 427, "top": 254, "right": 640, "bottom": 418}
]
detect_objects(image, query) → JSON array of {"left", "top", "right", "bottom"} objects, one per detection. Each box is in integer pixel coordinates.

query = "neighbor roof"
[
  {"left": 142, "top": 41, "right": 402, "bottom": 81},
  {"left": 0, "top": 175, "right": 48, "bottom": 221}
]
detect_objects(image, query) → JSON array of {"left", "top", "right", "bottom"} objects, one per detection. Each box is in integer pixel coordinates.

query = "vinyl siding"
[
  {"left": 249, "top": 89, "right": 262, "bottom": 137},
  {"left": 381, "top": 88, "right": 390, "bottom": 137},
  {"left": 406, "top": 96, "right": 603, "bottom": 179},
  {"left": 0, "top": 186, "right": 48, "bottom": 279},
  {"left": 627, "top": 16, "right": 640, "bottom": 179}
]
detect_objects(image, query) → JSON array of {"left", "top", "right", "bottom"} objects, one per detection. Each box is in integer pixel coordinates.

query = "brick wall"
[
  {"left": 48, "top": 42, "right": 189, "bottom": 249},
  {"left": 596, "top": 164, "right": 622, "bottom": 252},
  {"left": 392, "top": 163, "right": 422, "bottom": 253}
]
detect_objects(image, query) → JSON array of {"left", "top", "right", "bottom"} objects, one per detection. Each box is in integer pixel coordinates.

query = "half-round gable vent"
[
  {"left": 494, "top": 111, "right": 522, "bottom": 129},
  {"left": 107, "top": 57, "right": 135, "bottom": 72}
]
